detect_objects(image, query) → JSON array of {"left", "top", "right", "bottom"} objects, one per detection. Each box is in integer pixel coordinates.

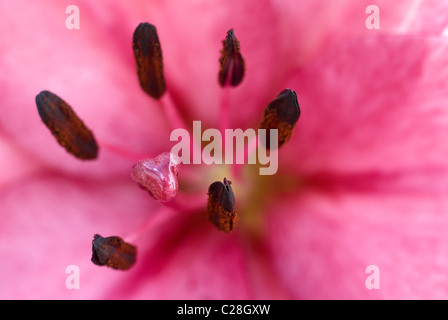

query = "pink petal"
[
  {"left": 265, "top": 187, "right": 448, "bottom": 299},
  {"left": 0, "top": 1, "right": 172, "bottom": 178},
  {"left": 271, "top": 0, "right": 448, "bottom": 66},
  {"left": 280, "top": 36, "right": 448, "bottom": 177},
  {"left": 0, "top": 134, "right": 43, "bottom": 190},
  {"left": 103, "top": 210, "right": 252, "bottom": 299},
  {"left": 406, "top": 0, "right": 448, "bottom": 35},
  {"left": 0, "top": 172, "right": 161, "bottom": 299}
]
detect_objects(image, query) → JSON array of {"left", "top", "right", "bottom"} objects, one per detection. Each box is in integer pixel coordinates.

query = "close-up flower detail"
[
  {"left": 207, "top": 177, "right": 238, "bottom": 233},
  {"left": 131, "top": 152, "right": 181, "bottom": 202},
  {"left": 132, "top": 22, "right": 166, "bottom": 99},
  {"left": 35, "top": 90, "right": 98, "bottom": 160},
  {"left": 1, "top": 0, "right": 448, "bottom": 300},
  {"left": 91, "top": 234, "right": 137, "bottom": 271},
  {"left": 218, "top": 28, "right": 245, "bottom": 87},
  {"left": 259, "top": 88, "right": 301, "bottom": 149}
]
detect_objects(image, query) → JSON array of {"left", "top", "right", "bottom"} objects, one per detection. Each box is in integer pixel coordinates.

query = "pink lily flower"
[{"left": 1, "top": 0, "right": 448, "bottom": 299}]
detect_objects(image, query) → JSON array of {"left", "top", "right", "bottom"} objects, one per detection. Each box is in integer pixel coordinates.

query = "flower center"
[
  {"left": 233, "top": 164, "right": 303, "bottom": 236},
  {"left": 34, "top": 22, "right": 301, "bottom": 271}
]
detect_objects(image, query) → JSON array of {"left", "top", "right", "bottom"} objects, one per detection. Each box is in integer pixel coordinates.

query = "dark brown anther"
[
  {"left": 259, "top": 89, "right": 301, "bottom": 149},
  {"left": 207, "top": 177, "right": 238, "bottom": 233},
  {"left": 133, "top": 22, "right": 166, "bottom": 99},
  {"left": 91, "top": 234, "right": 137, "bottom": 271},
  {"left": 218, "top": 28, "right": 245, "bottom": 87},
  {"left": 35, "top": 90, "right": 98, "bottom": 160}
]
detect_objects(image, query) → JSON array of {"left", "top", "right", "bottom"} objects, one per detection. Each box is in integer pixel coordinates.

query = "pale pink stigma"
[{"left": 131, "top": 152, "right": 181, "bottom": 202}]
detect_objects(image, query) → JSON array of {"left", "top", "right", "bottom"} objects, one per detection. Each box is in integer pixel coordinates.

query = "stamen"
[
  {"left": 131, "top": 152, "right": 181, "bottom": 202},
  {"left": 133, "top": 22, "right": 166, "bottom": 99},
  {"left": 159, "top": 91, "right": 187, "bottom": 130},
  {"left": 98, "top": 140, "right": 155, "bottom": 162},
  {"left": 91, "top": 234, "right": 137, "bottom": 270},
  {"left": 218, "top": 28, "right": 245, "bottom": 87},
  {"left": 35, "top": 90, "right": 98, "bottom": 160},
  {"left": 124, "top": 207, "right": 176, "bottom": 243},
  {"left": 219, "top": 85, "right": 231, "bottom": 134},
  {"left": 207, "top": 177, "right": 238, "bottom": 232},
  {"left": 259, "top": 89, "right": 300, "bottom": 149}
]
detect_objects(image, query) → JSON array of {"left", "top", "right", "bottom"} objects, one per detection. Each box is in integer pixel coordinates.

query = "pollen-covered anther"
[
  {"left": 91, "top": 234, "right": 137, "bottom": 270},
  {"left": 35, "top": 90, "right": 98, "bottom": 160},
  {"left": 131, "top": 152, "right": 181, "bottom": 202},
  {"left": 207, "top": 178, "right": 238, "bottom": 233},
  {"left": 133, "top": 22, "right": 166, "bottom": 99},
  {"left": 259, "top": 89, "right": 301, "bottom": 149},
  {"left": 218, "top": 28, "right": 245, "bottom": 87}
]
